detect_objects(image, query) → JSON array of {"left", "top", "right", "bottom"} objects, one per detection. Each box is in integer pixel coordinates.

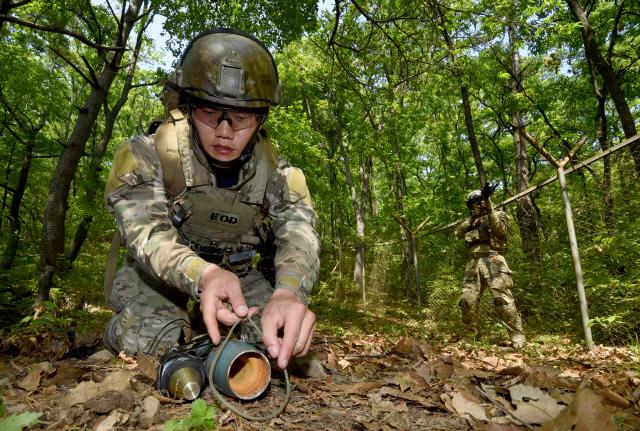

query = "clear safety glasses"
[{"left": 193, "top": 106, "right": 260, "bottom": 131}]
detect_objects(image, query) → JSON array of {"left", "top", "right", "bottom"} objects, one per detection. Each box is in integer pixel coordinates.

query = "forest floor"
[{"left": 1, "top": 325, "right": 639, "bottom": 431}]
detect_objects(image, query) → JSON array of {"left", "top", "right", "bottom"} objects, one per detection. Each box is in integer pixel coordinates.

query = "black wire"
[{"left": 145, "top": 318, "right": 191, "bottom": 355}]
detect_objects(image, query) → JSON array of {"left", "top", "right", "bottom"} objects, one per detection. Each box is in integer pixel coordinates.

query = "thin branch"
[
  {"left": 606, "top": 0, "right": 625, "bottom": 61},
  {"left": 0, "top": 182, "right": 17, "bottom": 194},
  {"left": 48, "top": 46, "right": 94, "bottom": 87},
  {"left": 32, "top": 154, "right": 61, "bottom": 159},
  {"left": 330, "top": 45, "right": 370, "bottom": 88},
  {"left": 349, "top": 0, "right": 410, "bottom": 74},
  {"left": 105, "top": 0, "right": 119, "bottom": 23},
  {"left": 490, "top": 45, "right": 567, "bottom": 145},
  {"left": 134, "top": 6, "right": 153, "bottom": 25},
  {"left": 521, "top": 130, "right": 560, "bottom": 167},
  {"left": 1, "top": 120, "right": 28, "bottom": 146},
  {"left": 130, "top": 79, "right": 160, "bottom": 89},
  {"left": 327, "top": 0, "right": 341, "bottom": 47},
  {"left": 0, "top": 14, "right": 126, "bottom": 51},
  {"left": 80, "top": 53, "right": 100, "bottom": 89}
]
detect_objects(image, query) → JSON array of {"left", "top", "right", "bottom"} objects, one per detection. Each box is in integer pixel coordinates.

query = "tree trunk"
[
  {"left": 1, "top": 141, "right": 33, "bottom": 269},
  {"left": 382, "top": 119, "right": 413, "bottom": 296},
  {"left": 65, "top": 215, "right": 93, "bottom": 265},
  {"left": 364, "top": 68, "right": 413, "bottom": 298},
  {"left": 301, "top": 84, "right": 347, "bottom": 300},
  {"left": 65, "top": 18, "right": 148, "bottom": 266},
  {"left": 566, "top": 0, "right": 640, "bottom": 175},
  {"left": 461, "top": 83, "right": 486, "bottom": 186},
  {"left": 378, "top": 71, "right": 412, "bottom": 296},
  {"left": 508, "top": 23, "right": 541, "bottom": 263},
  {"left": 431, "top": 0, "right": 486, "bottom": 187},
  {"left": 0, "top": 0, "right": 22, "bottom": 33},
  {"left": 364, "top": 154, "right": 377, "bottom": 217},
  {"left": 337, "top": 129, "right": 366, "bottom": 304},
  {"left": 37, "top": 0, "right": 143, "bottom": 301},
  {"left": 594, "top": 87, "right": 613, "bottom": 229},
  {"left": 389, "top": 135, "right": 413, "bottom": 296},
  {"left": 583, "top": 16, "right": 614, "bottom": 230},
  {"left": 0, "top": 137, "right": 17, "bottom": 235}
]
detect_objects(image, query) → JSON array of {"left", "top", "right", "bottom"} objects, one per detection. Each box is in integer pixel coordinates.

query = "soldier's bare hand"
[
  {"left": 261, "top": 289, "right": 315, "bottom": 369},
  {"left": 198, "top": 264, "right": 258, "bottom": 344}
]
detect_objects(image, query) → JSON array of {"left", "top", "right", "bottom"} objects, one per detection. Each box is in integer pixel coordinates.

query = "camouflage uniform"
[
  {"left": 455, "top": 208, "right": 525, "bottom": 345},
  {"left": 103, "top": 111, "right": 320, "bottom": 356}
]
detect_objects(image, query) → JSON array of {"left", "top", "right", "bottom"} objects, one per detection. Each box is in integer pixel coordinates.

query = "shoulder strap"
[
  {"left": 154, "top": 109, "right": 191, "bottom": 197},
  {"left": 257, "top": 130, "right": 279, "bottom": 184}
]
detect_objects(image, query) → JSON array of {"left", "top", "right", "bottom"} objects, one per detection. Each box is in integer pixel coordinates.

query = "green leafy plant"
[
  {"left": 588, "top": 314, "right": 621, "bottom": 329},
  {"left": 17, "top": 301, "right": 72, "bottom": 333},
  {"left": 164, "top": 399, "right": 217, "bottom": 431},
  {"left": 0, "top": 412, "right": 42, "bottom": 431}
]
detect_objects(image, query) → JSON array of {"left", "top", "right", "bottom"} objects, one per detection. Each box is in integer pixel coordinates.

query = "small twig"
[
  {"left": 475, "top": 386, "right": 535, "bottom": 430},
  {"left": 343, "top": 353, "right": 385, "bottom": 360}
]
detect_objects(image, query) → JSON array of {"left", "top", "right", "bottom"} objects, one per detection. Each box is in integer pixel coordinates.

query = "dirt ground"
[{"left": 1, "top": 330, "right": 639, "bottom": 430}]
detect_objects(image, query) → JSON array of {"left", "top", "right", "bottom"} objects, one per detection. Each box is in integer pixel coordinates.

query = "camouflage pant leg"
[
  {"left": 238, "top": 269, "right": 274, "bottom": 346},
  {"left": 460, "top": 258, "right": 487, "bottom": 334},
  {"left": 104, "top": 260, "right": 190, "bottom": 356},
  {"left": 487, "top": 255, "right": 524, "bottom": 336}
]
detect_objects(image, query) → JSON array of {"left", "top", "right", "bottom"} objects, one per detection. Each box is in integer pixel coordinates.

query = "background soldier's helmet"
[
  {"left": 164, "top": 29, "right": 280, "bottom": 111},
  {"left": 466, "top": 190, "right": 482, "bottom": 208}
]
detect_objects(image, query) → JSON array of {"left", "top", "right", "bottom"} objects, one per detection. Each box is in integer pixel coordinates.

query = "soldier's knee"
[{"left": 103, "top": 317, "right": 123, "bottom": 355}]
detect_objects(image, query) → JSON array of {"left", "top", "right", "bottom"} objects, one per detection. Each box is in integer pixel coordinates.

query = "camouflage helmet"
[
  {"left": 165, "top": 29, "right": 280, "bottom": 110},
  {"left": 466, "top": 190, "right": 482, "bottom": 208}
]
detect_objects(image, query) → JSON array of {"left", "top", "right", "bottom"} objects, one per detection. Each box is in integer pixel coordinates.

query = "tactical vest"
[
  {"left": 464, "top": 214, "right": 507, "bottom": 254},
  {"left": 103, "top": 110, "right": 278, "bottom": 300},
  {"left": 154, "top": 109, "right": 278, "bottom": 274}
]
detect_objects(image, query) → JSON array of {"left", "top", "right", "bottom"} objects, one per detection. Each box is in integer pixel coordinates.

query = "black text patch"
[{"left": 210, "top": 210, "right": 239, "bottom": 225}]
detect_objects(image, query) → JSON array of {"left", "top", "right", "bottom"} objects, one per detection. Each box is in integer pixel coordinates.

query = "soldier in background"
[
  {"left": 103, "top": 29, "right": 320, "bottom": 369},
  {"left": 455, "top": 188, "right": 526, "bottom": 348}
]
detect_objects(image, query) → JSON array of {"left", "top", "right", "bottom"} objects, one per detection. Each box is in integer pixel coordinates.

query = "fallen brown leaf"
[
  {"left": 596, "top": 387, "right": 631, "bottom": 409},
  {"left": 541, "top": 387, "right": 616, "bottom": 431},
  {"left": 49, "top": 362, "right": 86, "bottom": 386},
  {"left": 63, "top": 370, "right": 132, "bottom": 406},
  {"left": 384, "top": 371, "right": 427, "bottom": 392},
  {"left": 392, "top": 336, "right": 417, "bottom": 355},
  {"left": 84, "top": 390, "right": 134, "bottom": 414},
  {"left": 94, "top": 410, "right": 128, "bottom": 431},
  {"left": 384, "top": 401, "right": 410, "bottom": 430},
  {"left": 17, "top": 367, "right": 42, "bottom": 391},
  {"left": 447, "top": 388, "right": 488, "bottom": 421},
  {"left": 509, "top": 383, "right": 566, "bottom": 424},
  {"left": 137, "top": 352, "right": 159, "bottom": 381}
]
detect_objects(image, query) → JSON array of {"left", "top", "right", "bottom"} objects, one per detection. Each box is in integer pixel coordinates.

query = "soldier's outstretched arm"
[{"left": 262, "top": 164, "right": 320, "bottom": 368}]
